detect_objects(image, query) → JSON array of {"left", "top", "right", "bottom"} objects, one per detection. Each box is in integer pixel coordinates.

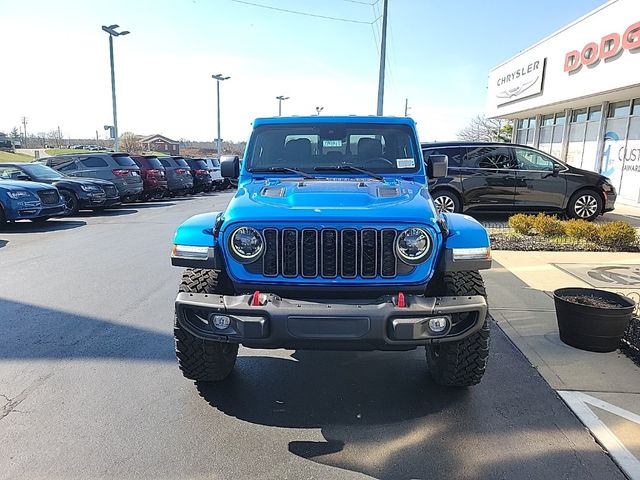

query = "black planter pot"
[{"left": 553, "top": 287, "right": 636, "bottom": 352}]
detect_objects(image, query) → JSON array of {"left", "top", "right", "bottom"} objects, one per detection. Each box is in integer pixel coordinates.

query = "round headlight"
[
  {"left": 395, "top": 227, "right": 431, "bottom": 264},
  {"left": 230, "top": 227, "right": 264, "bottom": 262}
]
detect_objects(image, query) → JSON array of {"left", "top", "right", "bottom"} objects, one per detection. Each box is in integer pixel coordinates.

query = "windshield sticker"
[
  {"left": 396, "top": 158, "right": 415, "bottom": 169},
  {"left": 323, "top": 140, "right": 343, "bottom": 148}
]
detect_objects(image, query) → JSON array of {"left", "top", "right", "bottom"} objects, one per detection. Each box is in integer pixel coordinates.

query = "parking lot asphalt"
[{"left": 0, "top": 192, "right": 625, "bottom": 480}]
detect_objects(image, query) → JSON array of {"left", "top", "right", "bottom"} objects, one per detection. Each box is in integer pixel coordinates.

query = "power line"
[
  {"left": 231, "top": 0, "right": 376, "bottom": 24},
  {"left": 342, "top": 0, "right": 379, "bottom": 5}
]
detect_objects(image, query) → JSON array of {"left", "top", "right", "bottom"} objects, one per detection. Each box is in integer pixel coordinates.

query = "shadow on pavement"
[
  {"left": 1, "top": 219, "right": 87, "bottom": 233},
  {"left": 78, "top": 208, "right": 138, "bottom": 218},
  {"left": 195, "top": 325, "right": 623, "bottom": 479},
  {"left": 0, "top": 239, "right": 7, "bottom": 248},
  {"left": 0, "top": 298, "right": 173, "bottom": 361}
]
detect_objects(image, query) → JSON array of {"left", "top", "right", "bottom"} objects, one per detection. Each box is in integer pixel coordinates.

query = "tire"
[
  {"left": 432, "top": 190, "right": 461, "bottom": 214},
  {"left": 174, "top": 268, "right": 238, "bottom": 382},
  {"left": 60, "top": 189, "right": 79, "bottom": 215},
  {"left": 0, "top": 207, "right": 6, "bottom": 229},
  {"left": 567, "top": 189, "right": 602, "bottom": 221},
  {"left": 425, "top": 271, "right": 490, "bottom": 387}
]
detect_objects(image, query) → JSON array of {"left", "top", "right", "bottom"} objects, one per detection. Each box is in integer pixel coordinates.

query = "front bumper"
[
  {"left": 78, "top": 191, "right": 107, "bottom": 208},
  {"left": 603, "top": 190, "right": 616, "bottom": 213},
  {"left": 12, "top": 204, "right": 66, "bottom": 219},
  {"left": 175, "top": 292, "right": 487, "bottom": 351}
]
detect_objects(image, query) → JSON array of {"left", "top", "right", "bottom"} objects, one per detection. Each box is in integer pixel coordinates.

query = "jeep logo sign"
[{"left": 564, "top": 21, "right": 640, "bottom": 73}]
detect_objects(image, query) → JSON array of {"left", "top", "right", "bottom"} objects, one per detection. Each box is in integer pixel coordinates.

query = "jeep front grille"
[
  {"left": 37, "top": 190, "right": 60, "bottom": 205},
  {"left": 261, "top": 228, "right": 398, "bottom": 279}
]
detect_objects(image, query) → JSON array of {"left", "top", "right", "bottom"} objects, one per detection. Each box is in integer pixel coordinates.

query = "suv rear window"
[
  {"left": 191, "top": 159, "right": 208, "bottom": 169},
  {"left": 145, "top": 157, "right": 163, "bottom": 169},
  {"left": 422, "top": 147, "right": 466, "bottom": 168},
  {"left": 80, "top": 157, "right": 109, "bottom": 168},
  {"left": 114, "top": 156, "right": 137, "bottom": 167},
  {"left": 159, "top": 158, "right": 171, "bottom": 168},
  {"left": 175, "top": 159, "right": 189, "bottom": 168}
]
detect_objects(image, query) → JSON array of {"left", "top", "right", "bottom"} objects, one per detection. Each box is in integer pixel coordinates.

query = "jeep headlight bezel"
[
  {"left": 229, "top": 226, "right": 264, "bottom": 263},
  {"left": 395, "top": 227, "right": 432, "bottom": 264}
]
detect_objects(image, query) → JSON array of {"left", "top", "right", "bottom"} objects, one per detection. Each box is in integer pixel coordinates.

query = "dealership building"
[{"left": 486, "top": 0, "right": 640, "bottom": 205}]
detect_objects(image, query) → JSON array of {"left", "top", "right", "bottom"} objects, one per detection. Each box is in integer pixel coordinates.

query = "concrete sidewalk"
[{"left": 485, "top": 251, "right": 640, "bottom": 479}]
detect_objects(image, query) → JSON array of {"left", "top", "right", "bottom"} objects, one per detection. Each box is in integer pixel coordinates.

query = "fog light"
[
  {"left": 211, "top": 314, "right": 231, "bottom": 330},
  {"left": 428, "top": 317, "right": 448, "bottom": 333}
]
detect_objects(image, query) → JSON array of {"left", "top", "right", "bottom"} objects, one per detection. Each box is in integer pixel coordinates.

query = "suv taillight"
[
  {"left": 176, "top": 168, "right": 187, "bottom": 174},
  {"left": 147, "top": 169, "right": 160, "bottom": 176},
  {"left": 194, "top": 169, "right": 207, "bottom": 174},
  {"left": 112, "top": 169, "right": 130, "bottom": 177}
]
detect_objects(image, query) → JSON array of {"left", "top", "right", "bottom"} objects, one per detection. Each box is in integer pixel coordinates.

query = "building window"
[
  {"left": 609, "top": 101, "right": 631, "bottom": 118},
  {"left": 538, "top": 112, "right": 565, "bottom": 157},
  {"left": 516, "top": 117, "right": 536, "bottom": 145},
  {"left": 566, "top": 105, "right": 602, "bottom": 169}
]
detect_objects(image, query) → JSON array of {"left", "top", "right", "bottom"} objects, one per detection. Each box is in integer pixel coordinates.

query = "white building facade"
[{"left": 486, "top": 0, "right": 640, "bottom": 205}]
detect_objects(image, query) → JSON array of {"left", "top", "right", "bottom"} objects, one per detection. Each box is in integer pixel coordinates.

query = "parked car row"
[{"left": 0, "top": 153, "right": 234, "bottom": 227}]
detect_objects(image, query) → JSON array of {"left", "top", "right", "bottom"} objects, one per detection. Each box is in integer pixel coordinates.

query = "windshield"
[
  {"left": 246, "top": 123, "right": 420, "bottom": 174},
  {"left": 18, "top": 164, "right": 65, "bottom": 179}
]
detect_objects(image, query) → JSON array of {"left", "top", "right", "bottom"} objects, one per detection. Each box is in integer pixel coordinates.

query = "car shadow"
[
  {"left": 194, "top": 323, "right": 618, "bottom": 479},
  {"left": 0, "top": 239, "right": 7, "bottom": 248},
  {"left": 131, "top": 202, "right": 177, "bottom": 208},
  {"left": 0, "top": 297, "right": 174, "bottom": 361},
  {"left": 78, "top": 208, "right": 138, "bottom": 218},
  {"left": 1, "top": 219, "right": 87, "bottom": 233}
]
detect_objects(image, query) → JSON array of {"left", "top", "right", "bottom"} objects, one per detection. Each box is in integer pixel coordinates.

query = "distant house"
[{"left": 141, "top": 134, "right": 179, "bottom": 155}]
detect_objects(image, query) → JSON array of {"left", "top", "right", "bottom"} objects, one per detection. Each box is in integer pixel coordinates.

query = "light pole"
[
  {"left": 212, "top": 74, "right": 230, "bottom": 158},
  {"left": 102, "top": 24, "right": 129, "bottom": 152},
  {"left": 376, "top": 0, "right": 389, "bottom": 115},
  {"left": 315, "top": 106, "right": 324, "bottom": 116},
  {"left": 276, "top": 95, "right": 289, "bottom": 116}
]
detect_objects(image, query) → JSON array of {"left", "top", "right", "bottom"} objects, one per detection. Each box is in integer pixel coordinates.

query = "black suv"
[{"left": 422, "top": 142, "right": 617, "bottom": 221}]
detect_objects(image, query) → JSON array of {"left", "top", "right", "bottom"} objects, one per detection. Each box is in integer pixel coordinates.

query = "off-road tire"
[
  {"left": 425, "top": 271, "right": 490, "bottom": 387},
  {"left": 174, "top": 268, "right": 238, "bottom": 382}
]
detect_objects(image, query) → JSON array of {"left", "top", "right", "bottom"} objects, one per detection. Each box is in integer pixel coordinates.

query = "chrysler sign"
[{"left": 492, "top": 57, "right": 546, "bottom": 106}]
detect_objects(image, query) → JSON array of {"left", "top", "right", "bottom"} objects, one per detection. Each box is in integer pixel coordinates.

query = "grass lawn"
[
  {"left": 0, "top": 151, "right": 34, "bottom": 163},
  {"left": 45, "top": 148, "right": 108, "bottom": 155}
]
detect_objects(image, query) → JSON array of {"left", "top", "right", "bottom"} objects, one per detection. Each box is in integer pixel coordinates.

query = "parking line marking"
[{"left": 559, "top": 390, "right": 640, "bottom": 480}]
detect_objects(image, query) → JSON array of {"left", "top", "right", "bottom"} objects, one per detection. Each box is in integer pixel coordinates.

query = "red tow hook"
[
  {"left": 396, "top": 292, "right": 406, "bottom": 308},
  {"left": 251, "top": 290, "right": 262, "bottom": 306}
]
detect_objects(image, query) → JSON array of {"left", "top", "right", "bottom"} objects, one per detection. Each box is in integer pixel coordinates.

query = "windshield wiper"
[
  {"left": 313, "top": 165, "right": 384, "bottom": 181},
  {"left": 250, "top": 167, "right": 315, "bottom": 179}
]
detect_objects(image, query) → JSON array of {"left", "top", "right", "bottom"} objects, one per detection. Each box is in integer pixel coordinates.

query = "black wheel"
[
  {"left": 174, "top": 268, "right": 238, "bottom": 382},
  {"left": 425, "top": 271, "right": 490, "bottom": 387},
  {"left": 60, "top": 189, "right": 79, "bottom": 215},
  {"left": 567, "top": 190, "right": 602, "bottom": 221},
  {"left": 0, "top": 207, "right": 6, "bottom": 228},
  {"left": 432, "top": 190, "right": 461, "bottom": 214}
]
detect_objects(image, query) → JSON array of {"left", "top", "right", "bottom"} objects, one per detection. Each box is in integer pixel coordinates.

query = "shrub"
[
  {"left": 533, "top": 213, "right": 565, "bottom": 237},
  {"left": 509, "top": 214, "right": 535, "bottom": 235},
  {"left": 597, "top": 221, "right": 638, "bottom": 248},
  {"left": 564, "top": 219, "right": 599, "bottom": 242}
]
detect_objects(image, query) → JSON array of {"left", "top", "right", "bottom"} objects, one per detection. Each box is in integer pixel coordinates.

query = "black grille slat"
[
  {"left": 263, "top": 229, "right": 278, "bottom": 276},
  {"left": 360, "top": 229, "right": 377, "bottom": 278},
  {"left": 381, "top": 230, "right": 397, "bottom": 277},
  {"left": 37, "top": 190, "right": 60, "bottom": 205},
  {"left": 321, "top": 229, "right": 338, "bottom": 278},
  {"left": 341, "top": 229, "right": 358, "bottom": 278},
  {"left": 261, "top": 227, "right": 403, "bottom": 279},
  {"left": 301, "top": 230, "right": 318, "bottom": 277},
  {"left": 282, "top": 229, "right": 298, "bottom": 277},
  {"left": 103, "top": 185, "right": 117, "bottom": 197}
]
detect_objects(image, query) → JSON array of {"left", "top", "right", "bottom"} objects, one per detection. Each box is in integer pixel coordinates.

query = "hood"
[
  {"left": 0, "top": 179, "right": 54, "bottom": 191},
  {"left": 223, "top": 178, "right": 439, "bottom": 226},
  {"left": 565, "top": 164, "right": 608, "bottom": 183}
]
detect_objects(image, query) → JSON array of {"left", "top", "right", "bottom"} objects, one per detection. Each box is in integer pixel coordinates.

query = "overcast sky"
[{"left": 1, "top": 0, "right": 605, "bottom": 143}]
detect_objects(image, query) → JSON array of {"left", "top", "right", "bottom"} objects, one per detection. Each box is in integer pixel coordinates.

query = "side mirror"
[
  {"left": 427, "top": 154, "right": 448, "bottom": 179},
  {"left": 552, "top": 164, "right": 561, "bottom": 176},
  {"left": 220, "top": 155, "right": 239, "bottom": 179}
]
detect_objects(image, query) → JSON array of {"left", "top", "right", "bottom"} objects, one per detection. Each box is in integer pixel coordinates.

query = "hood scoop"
[
  {"left": 377, "top": 186, "right": 401, "bottom": 198},
  {"left": 260, "top": 186, "right": 286, "bottom": 198}
]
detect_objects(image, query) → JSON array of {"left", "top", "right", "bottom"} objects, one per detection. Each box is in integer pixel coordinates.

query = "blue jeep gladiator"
[{"left": 171, "top": 116, "right": 492, "bottom": 387}]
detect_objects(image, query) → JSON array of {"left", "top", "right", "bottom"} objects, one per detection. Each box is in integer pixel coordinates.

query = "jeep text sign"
[
  {"left": 493, "top": 56, "right": 546, "bottom": 106},
  {"left": 564, "top": 21, "right": 640, "bottom": 73}
]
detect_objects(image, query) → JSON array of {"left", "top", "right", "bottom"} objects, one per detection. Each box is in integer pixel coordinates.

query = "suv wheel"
[
  {"left": 0, "top": 207, "right": 5, "bottom": 228},
  {"left": 432, "top": 191, "right": 461, "bottom": 214},
  {"left": 174, "top": 268, "right": 238, "bottom": 382},
  {"left": 568, "top": 190, "right": 602, "bottom": 221},
  {"left": 425, "top": 271, "right": 490, "bottom": 387}
]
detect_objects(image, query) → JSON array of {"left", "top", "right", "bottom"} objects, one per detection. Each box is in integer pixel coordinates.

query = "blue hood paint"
[{"left": 0, "top": 179, "right": 54, "bottom": 192}]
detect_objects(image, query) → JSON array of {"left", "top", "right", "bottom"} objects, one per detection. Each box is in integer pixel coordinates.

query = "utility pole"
[
  {"left": 57, "top": 126, "right": 62, "bottom": 147},
  {"left": 376, "top": 0, "right": 389, "bottom": 116},
  {"left": 212, "top": 74, "right": 230, "bottom": 158},
  {"left": 102, "top": 25, "right": 130, "bottom": 152},
  {"left": 276, "top": 95, "right": 289, "bottom": 116},
  {"left": 21, "top": 116, "right": 28, "bottom": 148},
  {"left": 404, "top": 98, "right": 410, "bottom": 117}
]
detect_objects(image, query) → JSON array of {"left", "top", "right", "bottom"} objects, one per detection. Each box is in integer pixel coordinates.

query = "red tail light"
[
  {"left": 112, "top": 169, "right": 130, "bottom": 177},
  {"left": 194, "top": 169, "right": 207, "bottom": 174},
  {"left": 176, "top": 168, "right": 188, "bottom": 174},
  {"left": 147, "top": 169, "right": 160, "bottom": 176}
]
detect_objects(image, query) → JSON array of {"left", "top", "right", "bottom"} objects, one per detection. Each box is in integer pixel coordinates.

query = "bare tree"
[
  {"left": 46, "top": 129, "right": 63, "bottom": 148},
  {"left": 458, "top": 115, "right": 512, "bottom": 142},
  {"left": 120, "top": 132, "right": 143, "bottom": 154}
]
